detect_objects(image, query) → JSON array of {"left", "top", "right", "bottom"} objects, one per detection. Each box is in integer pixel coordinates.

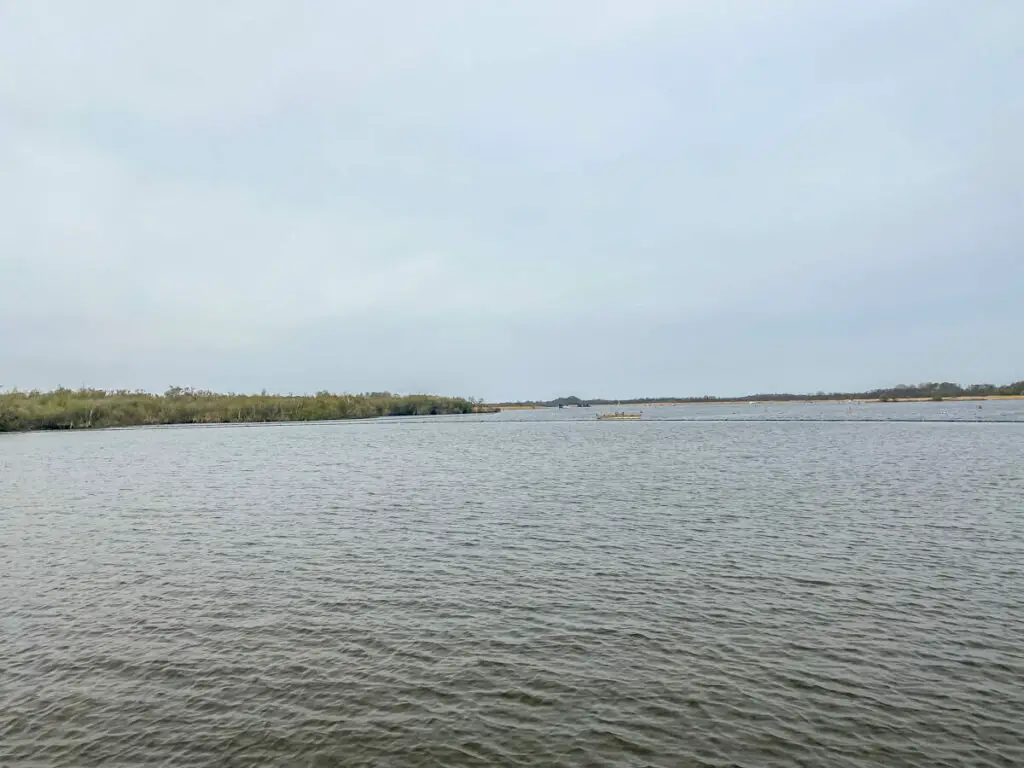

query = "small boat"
[{"left": 597, "top": 411, "right": 641, "bottom": 421}]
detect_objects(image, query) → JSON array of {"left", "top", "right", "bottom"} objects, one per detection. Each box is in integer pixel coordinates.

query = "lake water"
[{"left": 3, "top": 402, "right": 1023, "bottom": 766}]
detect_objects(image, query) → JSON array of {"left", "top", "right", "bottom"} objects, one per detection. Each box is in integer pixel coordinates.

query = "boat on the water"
[{"left": 597, "top": 411, "right": 641, "bottom": 421}]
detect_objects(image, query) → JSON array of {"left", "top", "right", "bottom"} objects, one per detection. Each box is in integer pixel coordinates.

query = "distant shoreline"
[
  {"left": 4, "top": 385, "right": 1021, "bottom": 431},
  {"left": 0, "top": 389, "right": 476, "bottom": 433},
  {"left": 611, "top": 395, "right": 1024, "bottom": 406},
  {"left": 496, "top": 394, "right": 1024, "bottom": 409}
]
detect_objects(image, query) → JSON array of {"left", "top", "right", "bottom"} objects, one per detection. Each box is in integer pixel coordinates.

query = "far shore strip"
[{"left": 495, "top": 395, "right": 1024, "bottom": 409}]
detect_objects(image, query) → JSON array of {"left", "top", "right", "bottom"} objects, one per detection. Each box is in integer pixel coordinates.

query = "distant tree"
[{"left": 0, "top": 389, "right": 476, "bottom": 432}]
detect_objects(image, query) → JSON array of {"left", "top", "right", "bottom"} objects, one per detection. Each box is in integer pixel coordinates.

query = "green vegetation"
[
  {"left": 500, "top": 380, "right": 1024, "bottom": 408},
  {"left": 549, "top": 396, "right": 590, "bottom": 408},
  {"left": 0, "top": 387, "right": 477, "bottom": 433}
]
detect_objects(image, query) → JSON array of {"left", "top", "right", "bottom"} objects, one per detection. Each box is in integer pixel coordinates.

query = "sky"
[{"left": 1, "top": 1, "right": 1021, "bottom": 402}]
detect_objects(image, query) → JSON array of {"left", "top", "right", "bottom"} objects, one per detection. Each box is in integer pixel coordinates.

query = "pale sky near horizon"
[{"left": 2, "top": 1, "right": 1021, "bottom": 401}]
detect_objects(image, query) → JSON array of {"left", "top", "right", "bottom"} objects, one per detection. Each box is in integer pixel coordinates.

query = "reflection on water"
[{"left": 2, "top": 403, "right": 1023, "bottom": 766}]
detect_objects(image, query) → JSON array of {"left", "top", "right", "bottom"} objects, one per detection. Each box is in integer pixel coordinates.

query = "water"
[{"left": 3, "top": 402, "right": 1023, "bottom": 767}]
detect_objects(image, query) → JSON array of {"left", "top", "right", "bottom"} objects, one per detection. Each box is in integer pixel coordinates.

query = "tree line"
[
  {"left": 500, "top": 380, "right": 1024, "bottom": 408},
  {"left": 0, "top": 387, "right": 477, "bottom": 432}
]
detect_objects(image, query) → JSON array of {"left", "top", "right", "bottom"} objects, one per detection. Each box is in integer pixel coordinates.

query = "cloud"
[
  {"left": 2, "top": 134, "right": 447, "bottom": 341},
  {"left": 1, "top": 1, "right": 1021, "bottom": 398}
]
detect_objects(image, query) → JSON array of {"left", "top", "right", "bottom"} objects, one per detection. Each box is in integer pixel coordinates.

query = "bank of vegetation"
[
  {"left": 0, "top": 387, "right": 477, "bottom": 433},
  {"left": 500, "top": 381, "right": 1024, "bottom": 408}
]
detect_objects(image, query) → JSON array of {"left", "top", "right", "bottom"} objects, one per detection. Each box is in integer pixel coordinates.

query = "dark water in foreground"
[{"left": 3, "top": 403, "right": 1023, "bottom": 767}]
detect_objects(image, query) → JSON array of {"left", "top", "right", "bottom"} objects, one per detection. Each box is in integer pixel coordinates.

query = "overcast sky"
[{"left": 2, "top": 1, "right": 1021, "bottom": 401}]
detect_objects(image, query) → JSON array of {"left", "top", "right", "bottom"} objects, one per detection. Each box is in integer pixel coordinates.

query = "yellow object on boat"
[{"left": 597, "top": 411, "right": 641, "bottom": 420}]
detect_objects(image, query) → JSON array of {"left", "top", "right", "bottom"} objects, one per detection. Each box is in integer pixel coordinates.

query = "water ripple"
[{"left": 2, "top": 407, "right": 1023, "bottom": 766}]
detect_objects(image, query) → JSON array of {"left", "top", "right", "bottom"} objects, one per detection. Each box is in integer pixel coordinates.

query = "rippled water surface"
[{"left": 3, "top": 403, "right": 1023, "bottom": 767}]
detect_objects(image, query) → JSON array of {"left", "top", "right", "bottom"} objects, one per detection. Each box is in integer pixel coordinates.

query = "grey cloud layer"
[{"left": 2, "top": 1, "right": 1020, "bottom": 398}]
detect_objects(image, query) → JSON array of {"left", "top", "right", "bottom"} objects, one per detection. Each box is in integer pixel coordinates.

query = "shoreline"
[
  {"left": 493, "top": 395, "right": 1024, "bottom": 409},
  {"left": 0, "top": 390, "right": 476, "bottom": 433},
  {"left": 630, "top": 396, "right": 1024, "bottom": 406}
]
